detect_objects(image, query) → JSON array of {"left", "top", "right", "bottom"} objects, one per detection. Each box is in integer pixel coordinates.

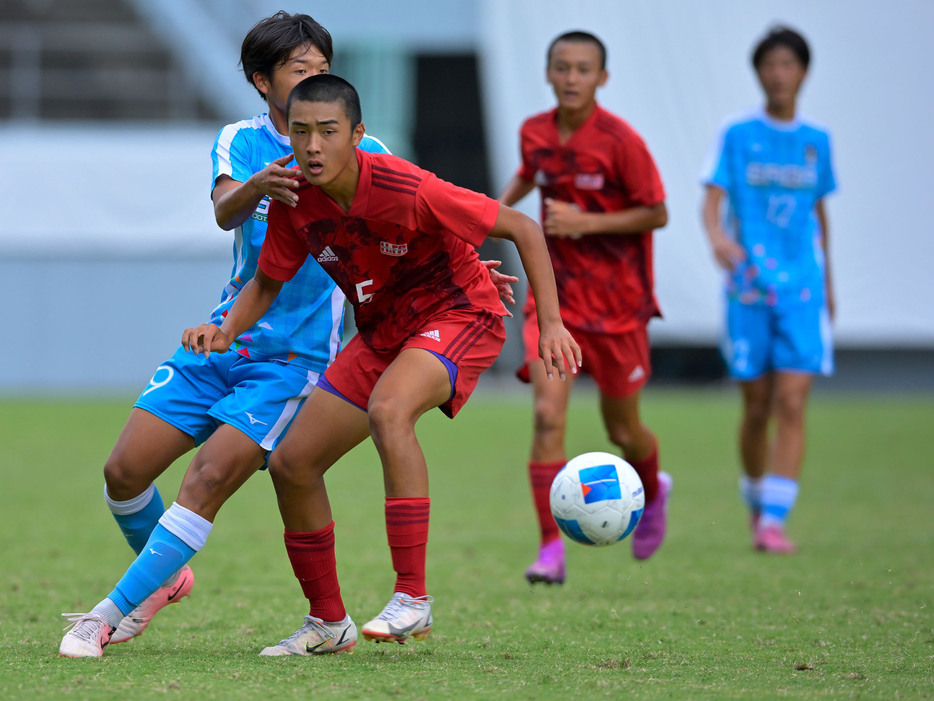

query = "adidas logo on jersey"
[
  {"left": 317, "top": 246, "right": 339, "bottom": 263},
  {"left": 419, "top": 330, "right": 441, "bottom": 342},
  {"left": 628, "top": 365, "right": 645, "bottom": 382}
]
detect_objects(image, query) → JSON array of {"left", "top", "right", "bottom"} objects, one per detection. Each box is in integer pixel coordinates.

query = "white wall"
[{"left": 479, "top": 0, "right": 934, "bottom": 347}]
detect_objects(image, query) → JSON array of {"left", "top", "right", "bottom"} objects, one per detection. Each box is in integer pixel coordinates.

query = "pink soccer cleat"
[
  {"left": 754, "top": 524, "right": 797, "bottom": 554},
  {"left": 525, "top": 537, "right": 566, "bottom": 584},
  {"left": 632, "top": 472, "right": 672, "bottom": 560},
  {"left": 110, "top": 565, "right": 194, "bottom": 643}
]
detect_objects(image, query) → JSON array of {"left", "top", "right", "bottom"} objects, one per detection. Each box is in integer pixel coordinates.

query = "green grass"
[{"left": 1, "top": 388, "right": 932, "bottom": 700}]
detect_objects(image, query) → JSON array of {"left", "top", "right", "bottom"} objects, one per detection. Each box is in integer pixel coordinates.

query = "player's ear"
[
  {"left": 598, "top": 69, "right": 609, "bottom": 88},
  {"left": 253, "top": 71, "right": 271, "bottom": 97},
  {"left": 352, "top": 122, "right": 365, "bottom": 147}
]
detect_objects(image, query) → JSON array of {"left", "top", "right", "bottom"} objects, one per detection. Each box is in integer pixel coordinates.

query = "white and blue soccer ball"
[{"left": 550, "top": 452, "right": 645, "bottom": 546}]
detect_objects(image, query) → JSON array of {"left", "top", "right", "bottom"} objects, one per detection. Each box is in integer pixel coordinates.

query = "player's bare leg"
[
  {"left": 268, "top": 387, "right": 371, "bottom": 532},
  {"left": 360, "top": 348, "right": 450, "bottom": 643},
  {"left": 103, "top": 408, "right": 195, "bottom": 501},
  {"left": 600, "top": 391, "right": 671, "bottom": 559},
  {"left": 753, "top": 371, "right": 812, "bottom": 554},
  {"left": 525, "top": 360, "right": 575, "bottom": 583}
]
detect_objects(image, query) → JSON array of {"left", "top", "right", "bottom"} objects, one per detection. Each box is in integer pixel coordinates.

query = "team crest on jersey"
[
  {"left": 380, "top": 241, "right": 408, "bottom": 257},
  {"left": 574, "top": 173, "right": 605, "bottom": 190}
]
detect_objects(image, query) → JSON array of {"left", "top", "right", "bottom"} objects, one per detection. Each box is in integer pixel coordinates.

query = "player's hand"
[
  {"left": 251, "top": 153, "right": 302, "bottom": 207},
  {"left": 181, "top": 323, "right": 231, "bottom": 358},
  {"left": 481, "top": 259, "right": 518, "bottom": 317},
  {"left": 538, "top": 321, "right": 582, "bottom": 381},
  {"left": 710, "top": 233, "right": 746, "bottom": 271},
  {"left": 544, "top": 198, "right": 584, "bottom": 238}
]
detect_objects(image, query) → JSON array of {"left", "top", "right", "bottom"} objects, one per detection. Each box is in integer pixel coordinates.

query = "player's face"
[
  {"left": 756, "top": 46, "right": 807, "bottom": 109},
  {"left": 288, "top": 99, "right": 365, "bottom": 189},
  {"left": 256, "top": 43, "right": 330, "bottom": 114},
  {"left": 546, "top": 41, "right": 607, "bottom": 112}
]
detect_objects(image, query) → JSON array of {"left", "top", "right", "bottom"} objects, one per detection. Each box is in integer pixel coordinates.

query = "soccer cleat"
[
  {"left": 59, "top": 612, "right": 116, "bottom": 658},
  {"left": 361, "top": 593, "right": 433, "bottom": 644},
  {"left": 754, "top": 524, "right": 797, "bottom": 554},
  {"left": 259, "top": 614, "right": 357, "bottom": 656},
  {"left": 632, "top": 471, "right": 672, "bottom": 560},
  {"left": 525, "top": 537, "right": 566, "bottom": 584},
  {"left": 110, "top": 565, "right": 194, "bottom": 644}
]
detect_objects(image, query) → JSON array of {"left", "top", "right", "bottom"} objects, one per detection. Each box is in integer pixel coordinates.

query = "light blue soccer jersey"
[
  {"left": 210, "top": 113, "right": 389, "bottom": 373},
  {"left": 701, "top": 108, "right": 836, "bottom": 307}
]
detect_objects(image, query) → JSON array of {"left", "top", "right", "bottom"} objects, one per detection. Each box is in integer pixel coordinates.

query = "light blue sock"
[
  {"left": 760, "top": 474, "right": 799, "bottom": 527},
  {"left": 106, "top": 483, "right": 165, "bottom": 555},
  {"left": 107, "top": 502, "right": 212, "bottom": 616}
]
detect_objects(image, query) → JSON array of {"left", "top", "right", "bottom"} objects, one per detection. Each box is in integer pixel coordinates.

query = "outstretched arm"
[
  {"left": 181, "top": 268, "right": 284, "bottom": 357},
  {"left": 488, "top": 205, "right": 581, "bottom": 380}
]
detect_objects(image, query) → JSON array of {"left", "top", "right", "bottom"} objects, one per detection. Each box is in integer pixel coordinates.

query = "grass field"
[{"left": 1, "top": 387, "right": 932, "bottom": 700}]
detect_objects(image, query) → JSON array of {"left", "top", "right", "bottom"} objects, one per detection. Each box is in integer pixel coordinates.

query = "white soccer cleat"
[
  {"left": 361, "top": 593, "right": 433, "bottom": 644},
  {"left": 111, "top": 565, "right": 194, "bottom": 643},
  {"left": 259, "top": 614, "right": 357, "bottom": 656},
  {"left": 59, "top": 612, "right": 116, "bottom": 658}
]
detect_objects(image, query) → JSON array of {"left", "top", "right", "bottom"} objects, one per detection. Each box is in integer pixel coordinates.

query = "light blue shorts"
[
  {"left": 135, "top": 346, "right": 319, "bottom": 451},
  {"left": 722, "top": 300, "right": 834, "bottom": 380}
]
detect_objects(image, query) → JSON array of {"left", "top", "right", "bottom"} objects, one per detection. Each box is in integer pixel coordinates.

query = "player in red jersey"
[
  {"left": 183, "top": 74, "right": 580, "bottom": 651},
  {"left": 498, "top": 31, "right": 671, "bottom": 584}
]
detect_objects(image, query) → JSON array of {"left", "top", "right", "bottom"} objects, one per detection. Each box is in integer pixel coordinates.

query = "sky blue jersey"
[
  {"left": 210, "top": 113, "right": 389, "bottom": 373},
  {"left": 701, "top": 108, "right": 836, "bottom": 306}
]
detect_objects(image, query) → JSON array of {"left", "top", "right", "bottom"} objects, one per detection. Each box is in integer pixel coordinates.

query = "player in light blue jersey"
[
  {"left": 700, "top": 26, "right": 837, "bottom": 554},
  {"left": 60, "top": 12, "right": 515, "bottom": 658}
]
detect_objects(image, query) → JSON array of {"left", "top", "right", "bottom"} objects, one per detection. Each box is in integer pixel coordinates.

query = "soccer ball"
[{"left": 550, "top": 452, "right": 645, "bottom": 546}]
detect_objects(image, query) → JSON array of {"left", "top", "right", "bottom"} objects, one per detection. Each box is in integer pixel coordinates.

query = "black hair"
[
  {"left": 752, "top": 25, "right": 810, "bottom": 70},
  {"left": 287, "top": 74, "right": 362, "bottom": 131},
  {"left": 240, "top": 11, "right": 334, "bottom": 100},
  {"left": 547, "top": 30, "right": 607, "bottom": 71}
]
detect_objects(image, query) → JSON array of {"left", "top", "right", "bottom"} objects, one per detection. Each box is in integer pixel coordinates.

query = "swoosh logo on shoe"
[
  {"left": 306, "top": 626, "right": 350, "bottom": 654},
  {"left": 166, "top": 579, "right": 187, "bottom": 602},
  {"left": 387, "top": 620, "right": 422, "bottom": 638}
]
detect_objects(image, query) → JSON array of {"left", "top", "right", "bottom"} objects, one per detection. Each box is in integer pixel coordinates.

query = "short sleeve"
[
  {"left": 616, "top": 129, "right": 666, "bottom": 206},
  {"left": 211, "top": 124, "right": 256, "bottom": 192},
  {"left": 258, "top": 201, "right": 309, "bottom": 282},
  {"left": 415, "top": 174, "right": 501, "bottom": 248},
  {"left": 816, "top": 131, "right": 837, "bottom": 199}
]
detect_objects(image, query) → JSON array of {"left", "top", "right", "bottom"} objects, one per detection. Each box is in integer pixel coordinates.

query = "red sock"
[
  {"left": 529, "top": 460, "right": 565, "bottom": 544},
  {"left": 385, "top": 497, "right": 430, "bottom": 598},
  {"left": 284, "top": 522, "right": 346, "bottom": 623},
  {"left": 627, "top": 443, "right": 660, "bottom": 504}
]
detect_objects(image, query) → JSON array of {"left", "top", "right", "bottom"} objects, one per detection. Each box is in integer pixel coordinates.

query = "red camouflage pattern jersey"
[
  {"left": 517, "top": 104, "right": 666, "bottom": 333},
  {"left": 260, "top": 150, "right": 504, "bottom": 353}
]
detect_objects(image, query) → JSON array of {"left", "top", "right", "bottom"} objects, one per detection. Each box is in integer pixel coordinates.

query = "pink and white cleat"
[
  {"left": 110, "top": 565, "right": 194, "bottom": 643},
  {"left": 754, "top": 524, "right": 796, "bottom": 554},
  {"left": 525, "top": 537, "right": 566, "bottom": 584},
  {"left": 632, "top": 472, "right": 672, "bottom": 560},
  {"left": 59, "top": 612, "right": 116, "bottom": 658}
]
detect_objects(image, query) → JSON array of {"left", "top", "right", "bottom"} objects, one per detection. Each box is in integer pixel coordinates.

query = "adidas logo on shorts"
[
  {"left": 419, "top": 330, "right": 441, "bottom": 342},
  {"left": 628, "top": 365, "right": 645, "bottom": 382}
]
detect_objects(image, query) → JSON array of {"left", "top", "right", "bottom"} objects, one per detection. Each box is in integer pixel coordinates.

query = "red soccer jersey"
[
  {"left": 516, "top": 104, "right": 666, "bottom": 333},
  {"left": 260, "top": 150, "right": 503, "bottom": 353}
]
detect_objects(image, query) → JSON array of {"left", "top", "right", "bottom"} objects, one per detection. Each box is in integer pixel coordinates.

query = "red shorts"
[
  {"left": 323, "top": 308, "right": 506, "bottom": 418},
  {"left": 519, "top": 308, "right": 650, "bottom": 398}
]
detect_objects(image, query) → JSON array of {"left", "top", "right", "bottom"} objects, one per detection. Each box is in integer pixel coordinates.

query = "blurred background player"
[
  {"left": 498, "top": 31, "right": 671, "bottom": 584},
  {"left": 182, "top": 74, "right": 581, "bottom": 653},
  {"left": 700, "top": 26, "right": 837, "bottom": 554}
]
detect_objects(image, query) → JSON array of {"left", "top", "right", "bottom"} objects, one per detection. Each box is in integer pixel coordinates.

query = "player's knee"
[
  {"left": 103, "top": 450, "right": 142, "bottom": 498},
  {"left": 774, "top": 393, "right": 807, "bottom": 424},
  {"left": 367, "top": 397, "right": 414, "bottom": 446},
  {"left": 532, "top": 400, "right": 567, "bottom": 438}
]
